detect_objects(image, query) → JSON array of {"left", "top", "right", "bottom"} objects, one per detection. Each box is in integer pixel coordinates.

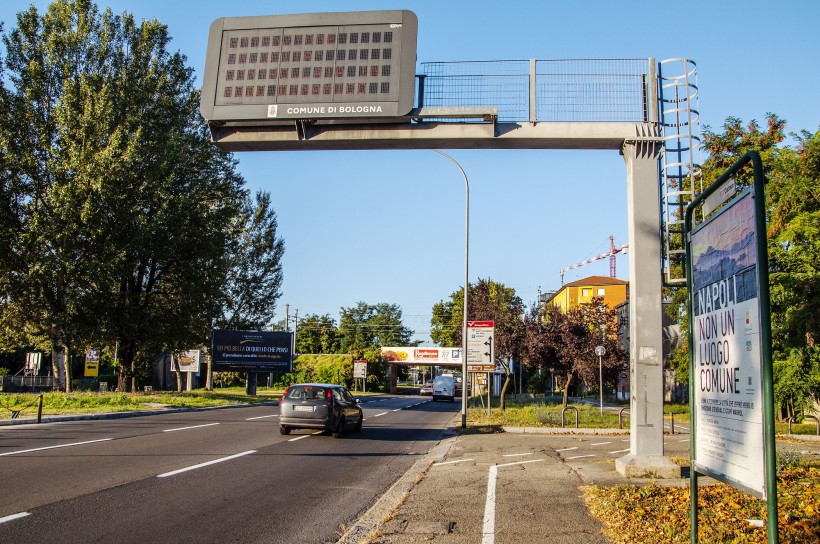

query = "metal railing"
[
  {"left": 418, "top": 59, "right": 653, "bottom": 123},
  {"left": 2, "top": 375, "right": 54, "bottom": 392}
]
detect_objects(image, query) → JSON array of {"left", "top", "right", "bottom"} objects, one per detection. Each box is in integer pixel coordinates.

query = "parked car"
[
  {"left": 433, "top": 375, "right": 455, "bottom": 403},
  {"left": 419, "top": 380, "right": 434, "bottom": 395},
  {"left": 279, "top": 383, "right": 363, "bottom": 438}
]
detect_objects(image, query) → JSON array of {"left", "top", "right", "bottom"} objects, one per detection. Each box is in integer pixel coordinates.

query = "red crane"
[{"left": 560, "top": 235, "right": 628, "bottom": 285}]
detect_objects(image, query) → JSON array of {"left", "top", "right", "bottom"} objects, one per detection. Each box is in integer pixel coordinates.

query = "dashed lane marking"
[
  {"left": 157, "top": 450, "right": 255, "bottom": 478},
  {"left": 609, "top": 448, "right": 630, "bottom": 454},
  {"left": 591, "top": 441, "right": 612, "bottom": 446},
  {"left": 566, "top": 454, "right": 596, "bottom": 460},
  {"left": 287, "top": 431, "right": 322, "bottom": 442},
  {"left": 502, "top": 452, "right": 532, "bottom": 457},
  {"left": 0, "top": 512, "right": 31, "bottom": 524},
  {"left": 163, "top": 423, "right": 220, "bottom": 433},
  {"left": 0, "top": 438, "right": 113, "bottom": 457},
  {"left": 373, "top": 412, "right": 388, "bottom": 418},
  {"left": 555, "top": 446, "right": 578, "bottom": 452},
  {"left": 245, "top": 414, "right": 279, "bottom": 420}
]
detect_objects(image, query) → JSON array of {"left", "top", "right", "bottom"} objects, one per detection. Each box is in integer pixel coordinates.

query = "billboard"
[
  {"left": 201, "top": 10, "right": 418, "bottom": 122},
  {"left": 690, "top": 190, "right": 767, "bottom": 498},
  {"left": 381, "top": 347, "right": 461, "bottom": 366},
  {"left": 172, "top": 350, "right": 201, "bottom": 373},
  {"left": 212, "top": 330, "right": 293, "bottom": 372}
]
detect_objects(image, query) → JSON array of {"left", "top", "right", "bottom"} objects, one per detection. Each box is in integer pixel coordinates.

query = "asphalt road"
[{"left": 0, "top": 394, "right": 458, "bottom": 544}]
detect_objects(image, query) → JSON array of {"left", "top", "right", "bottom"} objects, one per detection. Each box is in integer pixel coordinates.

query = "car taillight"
[
  {"left": 326, "top": 389, "right": 333, "bottom": 404},
  {"left": 281, "top": 386, "right": 290, "bottom": 404}
]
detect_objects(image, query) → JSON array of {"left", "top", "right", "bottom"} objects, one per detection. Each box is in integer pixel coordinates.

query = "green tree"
[
  {"left": 216, "top": 191, "right": 285, "bottom": 331},
  {"left": 430, "top": 278, "right": 524, "bottom": 409},
  {"left": 339, "top": 302, "right": 414, "bottom": 352},
  {"left": 295, "top": 314, "right": 341, "bottom": 354},
  {"left": 0, "top": 1, "right": 249, "bottom": 391}
]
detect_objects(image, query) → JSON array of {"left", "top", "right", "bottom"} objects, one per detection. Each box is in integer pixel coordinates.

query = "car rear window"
[{"left": 286, "top": 385, "right": 327, "bottom": 400}]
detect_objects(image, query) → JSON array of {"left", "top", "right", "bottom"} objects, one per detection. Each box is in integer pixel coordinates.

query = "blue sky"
[{"left": 2, "top": 1, "right": 819, "bottom": 343}]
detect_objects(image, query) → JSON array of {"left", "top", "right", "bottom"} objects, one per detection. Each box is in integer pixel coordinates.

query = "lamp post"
[
  {"left": 432, "top": 150, "right": 469, "bottom": 430},
  {"left": 595, "top": 345, "right": 606, "bottom": 415}
]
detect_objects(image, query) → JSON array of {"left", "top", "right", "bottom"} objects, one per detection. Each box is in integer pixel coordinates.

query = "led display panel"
[{"left": 201, "top": 10, "right": 417, "bottom": 121}]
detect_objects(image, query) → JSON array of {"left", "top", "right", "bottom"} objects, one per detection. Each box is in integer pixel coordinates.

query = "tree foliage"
[
  {"left": 0, "top": 1, "right": 284, "bottom": 391},
  {"left": 523, "top": 297, "right": 627, "bottom": 407},
  {"left": 431, "top": 278, "right": 524, "bottom": 409},
  {"left": 668, "top": 114, "right": 820, "bottom": 417}
]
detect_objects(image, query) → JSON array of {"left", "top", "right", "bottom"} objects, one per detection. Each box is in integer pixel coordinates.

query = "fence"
[{"left": 418, "top": 58, "right": 652, "bottom": 123}]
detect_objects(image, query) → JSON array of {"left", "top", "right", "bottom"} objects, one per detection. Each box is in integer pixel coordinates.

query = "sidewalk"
[{"left": 338, "top": 420, "right": 693, "bottom": 544}]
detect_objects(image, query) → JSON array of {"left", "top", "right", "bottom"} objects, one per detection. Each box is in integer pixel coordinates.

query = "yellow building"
[{"left": 547, "top": 275, "right": 628, "bottom": 312}]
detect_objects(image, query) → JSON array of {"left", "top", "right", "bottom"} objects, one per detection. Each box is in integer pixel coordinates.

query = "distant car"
[
  {"left": 279, "top": 383, "right": 363, "bottom": 438},
  {"left": 433, "top": 375, "right": 455, "bottom": 403},
  {"left": 420, "top": 380, "right": 434, "bottom": 395}
]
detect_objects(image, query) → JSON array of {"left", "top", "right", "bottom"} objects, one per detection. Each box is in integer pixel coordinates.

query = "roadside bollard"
[{"left": 37, "top": 394, "right": 43, "bottom": 424}]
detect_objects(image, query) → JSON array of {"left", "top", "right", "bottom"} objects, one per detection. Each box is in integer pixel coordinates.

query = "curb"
[
  {"left": 336, "top": 414, "right": 461, "bottom": 544},
  {"left": 0, "top": 400, "right": 280, "bottom": 427},
  {"left": 503, "top": 426, "right": 629, "bottom": 435}
]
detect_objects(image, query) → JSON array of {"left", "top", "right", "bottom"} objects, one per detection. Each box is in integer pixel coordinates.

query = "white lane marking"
[
  {"left": 434, "top": 458, "right": 474, "bottom": 466},
  {"left": 483, "top": 460, "right": 545, "bottom": 544},
  {"left": 163, "top": 422, "right": 220, "bottom": 433},
  {"left": 502, "top": 452, "right": 532, "bottom": 457},
  {"left": 679, "top": 438, "right": 690, "bottom": 442},
  {"left": 555, "top": 446, "right": 578, "bottom": 452},
  {"left": 245, "top": 414, "right": 279, "bottom": 420},
  {"left": 591, "top": 441, "right": 612, "bottom": 446},
  {"left": 157, "top": 450, "right": 256, "bottom": 478},
  {"left": 0, "top": 512, "right": 31, "bottom": 524},
  {"left": 609, "top": 448, "right": 630, "bottom": 454},
  {"left": 621, "top": 439, "right": 630, "bottom": 442},
  {"left": 373, "top": 412, "right": 388, "bottom": 417},
  {"left": 287, "top": 431, "right": 323, "bottom": 442},
  {"left": 0, "top": 438, "right": 113, "bottom": 457},
  {"left": 567, "top": 454, "right": 596, "bottom": 460},
  {"left": 392, "top": 409, "right": 402, "bottom": 412}
]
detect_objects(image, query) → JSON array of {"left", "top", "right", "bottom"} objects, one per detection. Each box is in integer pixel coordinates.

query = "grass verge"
[{"left": 0, "top": 389, "right": 280, "bottom": 418}]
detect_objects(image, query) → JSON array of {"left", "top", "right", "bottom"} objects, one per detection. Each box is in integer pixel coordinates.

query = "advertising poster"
[
  {"left": 172, "top": 350, "right": 201, "bottom": 373},
  {"left": 212, "top": 330, "right": 293, "bottom": 372},
  {"left": 380, "top": 347, "right": 461, "bottom": 366},
  {"left": 691, "top": 190, "right": 766, "bottom": 497}
]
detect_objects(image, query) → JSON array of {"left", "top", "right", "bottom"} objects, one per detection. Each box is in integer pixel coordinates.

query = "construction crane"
[{"left": 559, "top": 235, "right": 628, "bottom": 285}]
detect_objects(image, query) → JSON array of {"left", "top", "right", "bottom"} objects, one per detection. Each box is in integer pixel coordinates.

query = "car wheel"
[
  {"left": 354, "top": 412, "right": 363, "bottom": 432},
  {"left": 280, "top": 425, "right": 290, "bottom": 435},
  {"left": 332, "top": 417, "right": 345, "bottom": 438}
]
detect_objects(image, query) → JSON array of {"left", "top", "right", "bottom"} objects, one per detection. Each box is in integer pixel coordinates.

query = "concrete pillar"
[{"left": 616, "top": 139, "right": 679, "bottom": 478}]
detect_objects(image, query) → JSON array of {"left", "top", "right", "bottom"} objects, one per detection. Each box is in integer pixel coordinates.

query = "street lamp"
[
  {"left": 432, "top": 149, "right": 469, "bottom": 430},
  {"left": 595, "top": 345, "right": 606, "bottom": 415}
]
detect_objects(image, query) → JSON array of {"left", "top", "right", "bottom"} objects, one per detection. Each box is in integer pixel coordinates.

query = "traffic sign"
[{"left": 466, "top": 321, "right": 494, "bottom": 371}]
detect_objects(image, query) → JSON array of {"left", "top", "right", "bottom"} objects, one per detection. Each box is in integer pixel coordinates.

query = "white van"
[{"left": 432, "top": 375, "right": 455, "bottom": 403}]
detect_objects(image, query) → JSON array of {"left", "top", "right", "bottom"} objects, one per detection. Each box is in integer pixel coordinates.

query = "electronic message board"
[{"left": 201, "top": 10, "right": 418, "bottom": 122}]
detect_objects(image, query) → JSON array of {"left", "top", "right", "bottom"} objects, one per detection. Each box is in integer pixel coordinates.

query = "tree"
[
  {"left": 430, "top": 278, "right": 525, "bottom": 410},
  {"left": 339, "top": 302, "right": 414, "bottom": 352},
  {"left": 0, "top": 1, "right": 249, "bottom": 391},
  {"left": 338, "top": 302, "right": 415, "bottom": 393},
  {"left": 668, "top": 114, "right": 820, "bottom": 417},
  {"left": 540, "top": 298, "right": 626, "bottom": 408},
  {"left": 216, "top": 191, "right": 285, "bottom": 331},
  {"left": 295, "top": 314, "right": 341, "bottom": 354}
]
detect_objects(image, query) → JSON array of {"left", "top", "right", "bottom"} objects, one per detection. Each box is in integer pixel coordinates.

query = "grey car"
[{"left": 279, "top": 383, "right": 363, "bottom": 438}]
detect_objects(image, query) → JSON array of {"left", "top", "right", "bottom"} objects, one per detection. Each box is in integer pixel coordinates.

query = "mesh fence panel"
[{"left": 419, "top": 59, "right": 649, "bottom": 122}]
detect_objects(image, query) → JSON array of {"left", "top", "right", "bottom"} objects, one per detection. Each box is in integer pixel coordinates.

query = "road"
[{"left": 0, "top": 394, "right": 458, "bottom": 544}]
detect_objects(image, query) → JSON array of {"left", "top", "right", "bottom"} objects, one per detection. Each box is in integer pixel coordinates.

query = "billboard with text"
[{"left": 212, "top": 330, "right": 293, "bottom": 372}]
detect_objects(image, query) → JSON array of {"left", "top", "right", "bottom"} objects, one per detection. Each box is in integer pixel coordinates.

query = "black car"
[{"left": 278, "top": 383, "right": 363, "bottom": 438}]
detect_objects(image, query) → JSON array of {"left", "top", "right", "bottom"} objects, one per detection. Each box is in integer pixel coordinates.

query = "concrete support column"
[{"left": 616, "top": 139, "right": 679, "bottom": 478}]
